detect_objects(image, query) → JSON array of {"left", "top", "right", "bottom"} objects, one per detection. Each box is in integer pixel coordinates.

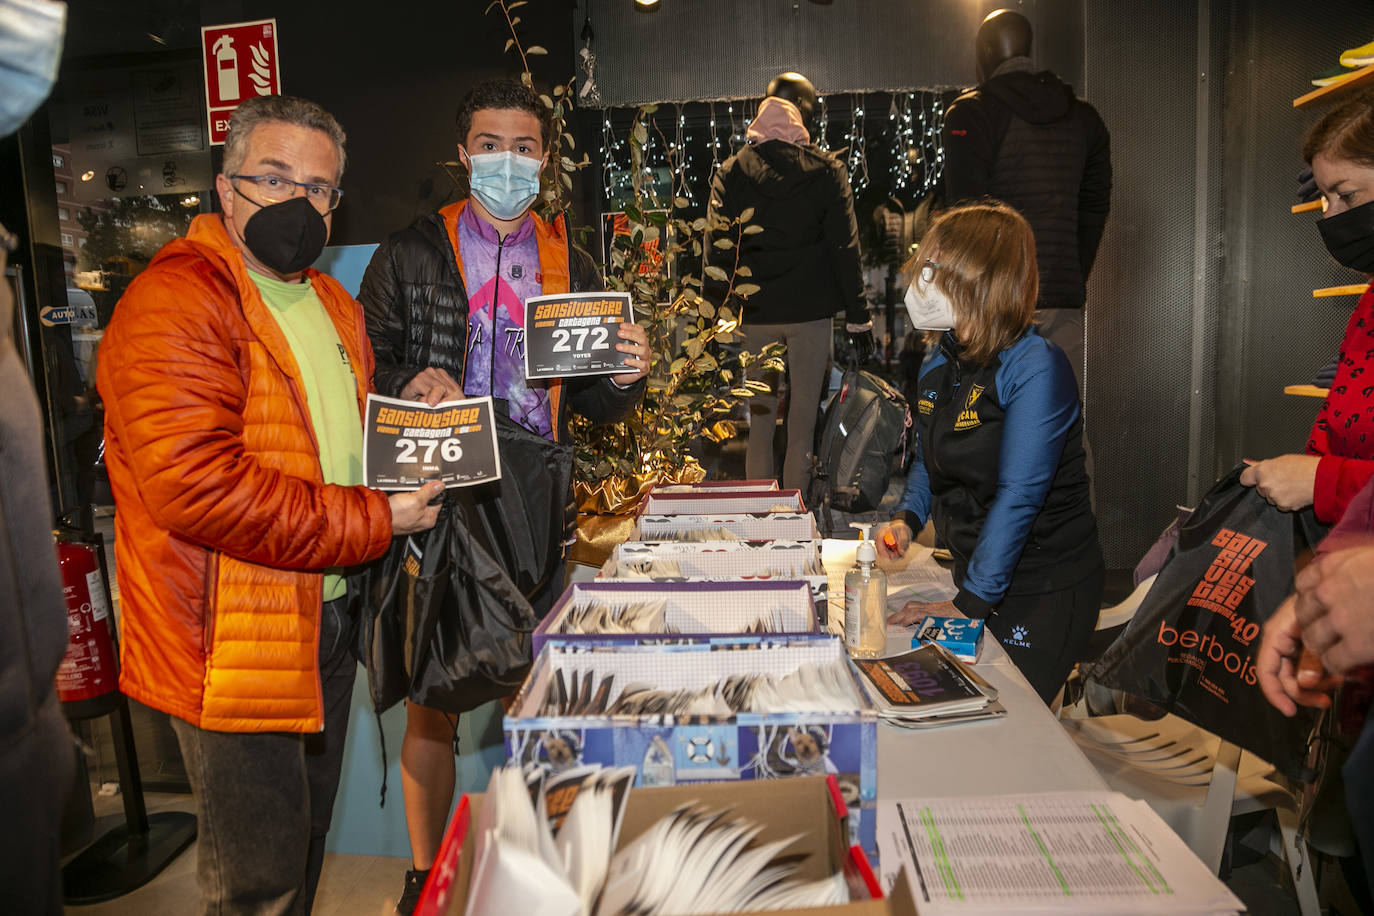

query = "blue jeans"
[{"left": 171, "top": 597, "right": 356, "bottom": 915}]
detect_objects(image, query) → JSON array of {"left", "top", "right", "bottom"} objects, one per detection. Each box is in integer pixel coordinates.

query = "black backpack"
[{"left": 810, "top": 366, "right": 911, "bottom": 529}]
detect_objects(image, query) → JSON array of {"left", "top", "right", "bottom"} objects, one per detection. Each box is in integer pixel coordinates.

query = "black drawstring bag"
[
  {"left": 358, "top": 497, "right": 538, "bottom": 716},
  {"left": 1086, "top": 465, "right": 1325, "bottom": 781},
  {"left": 356, "top": 411, "right": 573, "bottom": 716},
  {"left": 464, "top": 411, "right": 575, "bottom": 600}
]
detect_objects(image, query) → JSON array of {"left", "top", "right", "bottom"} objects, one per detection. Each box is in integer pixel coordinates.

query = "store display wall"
[
  {"left": 1081, "top": 0, "right": 1374, "bottom": 566},
  {"left": 579, "top": 0, "right": 1084, "bottom": 105},
  {"left": 1082, "top": 0, "right": 1216, "bottom": 567},
  {"left": 1214, "top": 0, "right": 1371, "bottom": 484}
]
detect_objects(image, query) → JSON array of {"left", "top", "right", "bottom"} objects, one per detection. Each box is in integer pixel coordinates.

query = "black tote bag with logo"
[
  {"left": 1086, "top": 466, "right": 1324, "bottom": 779},
  {"left": 357, "top": 500, "right": 537, "bottom": 716}
]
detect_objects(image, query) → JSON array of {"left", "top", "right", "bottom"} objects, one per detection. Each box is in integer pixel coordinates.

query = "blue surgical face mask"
[
  {"left": 0, "top": 0, "right": 67, "bottom": 137},
  {"left": 466, "top": 150, "right": 542, "bottom": 221}
]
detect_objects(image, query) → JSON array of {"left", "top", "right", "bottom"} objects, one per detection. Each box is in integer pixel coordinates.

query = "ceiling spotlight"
[
  {"left": 634, "top": 0, "right": 660, "bottom": 8},
  {"left": 80, "top": 170, "right": 95, "bottom": 181},
  {"left": 180, "top": 195, "right": 200, "bottom": 208}
]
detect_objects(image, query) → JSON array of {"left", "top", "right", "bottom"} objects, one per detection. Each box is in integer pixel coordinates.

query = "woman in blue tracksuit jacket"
[{"left": 875, "top": 202, "right": 1103, "bottom": 703}]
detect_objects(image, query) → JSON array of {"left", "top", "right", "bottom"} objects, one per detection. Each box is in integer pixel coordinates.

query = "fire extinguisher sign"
[{"left": 202, "top": 19, "right": 281, "bottom": 146}]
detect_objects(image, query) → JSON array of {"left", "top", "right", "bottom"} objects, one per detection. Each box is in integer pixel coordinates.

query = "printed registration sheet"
[{"left": 878, "top": 792, "right": 1243, "bottom": 915}]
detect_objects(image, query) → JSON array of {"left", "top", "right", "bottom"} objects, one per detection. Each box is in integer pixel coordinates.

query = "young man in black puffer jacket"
[{"left": 358, "top": 77, "right": 648, "bottom": 916}]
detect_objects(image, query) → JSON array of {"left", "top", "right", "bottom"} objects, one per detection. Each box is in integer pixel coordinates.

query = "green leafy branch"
[
  {"left": 572, "top": 106, "right": 785, "bottom": 486},
  {"left": 436, "top": 0, "right": 590, "bottom": 217}
]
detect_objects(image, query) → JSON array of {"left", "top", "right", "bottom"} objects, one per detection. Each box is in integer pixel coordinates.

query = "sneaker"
[
  {"left": 1339, "top": 39, "right": 1374, "bottom": 68},
  {"left": 395, "top": 868, "right": 430, "bottom": 916},
  {"left": 1311, "top": 64, "right": 1352, "bottom": 87}
]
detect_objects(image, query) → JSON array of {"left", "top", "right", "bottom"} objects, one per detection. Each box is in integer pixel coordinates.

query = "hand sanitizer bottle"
[{"left": 844, "top": 522, "right": 887, "bottom": 658}]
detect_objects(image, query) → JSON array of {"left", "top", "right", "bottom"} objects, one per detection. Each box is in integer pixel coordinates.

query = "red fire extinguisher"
[{"left": 54, "top": 531, "right": 121, "bottom": 719}]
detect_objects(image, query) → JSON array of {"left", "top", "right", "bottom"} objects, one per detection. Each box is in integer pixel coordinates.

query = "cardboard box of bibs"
[
  {"left": 597, "top": 538, "right": 830, "bottom": 622},
  {"left": 427, "top": 776, "right": 917, "bottom": 915},
  {"left": 503, "top": 638, "right": 879, "bottom": 857},
  {"left": 532, "top": 579, "right": 824, "bottom": 655}
]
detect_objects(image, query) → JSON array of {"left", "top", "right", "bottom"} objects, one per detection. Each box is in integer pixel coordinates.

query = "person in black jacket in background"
[
  {"left": 704, "top": 72, "right": 872, "bottom": 491},
  {"left": 942, "top": 9, "right": 1111, "bottom": 400}
]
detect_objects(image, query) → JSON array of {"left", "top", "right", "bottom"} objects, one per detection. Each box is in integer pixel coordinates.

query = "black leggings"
[{"left": 986, "top": 565, "right": 1105, "bottom": 704}]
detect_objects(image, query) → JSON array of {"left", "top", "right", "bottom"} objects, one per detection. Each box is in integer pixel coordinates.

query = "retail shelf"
[
  {"left": 1312, "top": 284, "right": 1368, "bottom": 298},
  {"left": 1295, "top": 63, "right": 1374, "bottom": 108},
  {"left": 1291, "top": 200, "right": 1322, "bottom": 214},
  {"left": 1284, "top": 384, "right": 1329, "bottom": 398}
]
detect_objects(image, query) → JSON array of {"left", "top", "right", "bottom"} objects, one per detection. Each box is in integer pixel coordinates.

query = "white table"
[{"left": 820, "top": 539, "right": 1107, "bottom": 797}]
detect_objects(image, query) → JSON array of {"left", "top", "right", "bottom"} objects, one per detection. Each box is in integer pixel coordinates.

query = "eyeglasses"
[
  {"left": 231, "top": 174, "right": 343, "bottom": 212},
  {"left": 919, "top": 259, "right": 941, "bottom": 284}
]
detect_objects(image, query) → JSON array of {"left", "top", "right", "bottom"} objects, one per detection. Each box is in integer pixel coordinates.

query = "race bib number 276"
[{"left": 362, "top": 393, "right": 500, "bottom": 490}]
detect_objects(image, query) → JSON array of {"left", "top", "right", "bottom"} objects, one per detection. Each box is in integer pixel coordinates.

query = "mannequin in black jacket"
[
  {"left": 943, "top": 9, "right": 1111, "bottom": 397},
  {"left": 704, "top": 72, "right": 872, "bottom": 490}
]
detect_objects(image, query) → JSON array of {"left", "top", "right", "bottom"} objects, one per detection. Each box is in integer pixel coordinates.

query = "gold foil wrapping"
[{"left": 568, "top": 461, "right": 707, "bottom": 567}]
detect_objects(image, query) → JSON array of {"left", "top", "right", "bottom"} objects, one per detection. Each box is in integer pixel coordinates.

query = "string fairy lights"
[
  {"left": 594, "top": 90, "right": 948, "bottom": 211},
  {"left": 846, "top": 93, "right": 869, "bottom": 196}
]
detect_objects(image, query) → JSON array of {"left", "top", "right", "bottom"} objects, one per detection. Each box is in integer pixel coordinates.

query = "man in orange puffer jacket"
[{"left": 96, "top": 95, "right": 448, "bottom": 915}]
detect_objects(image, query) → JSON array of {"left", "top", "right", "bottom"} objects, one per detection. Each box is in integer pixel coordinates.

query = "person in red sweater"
[{"left": 1242, "top": 90, "right": 1374, "bottom": 523}]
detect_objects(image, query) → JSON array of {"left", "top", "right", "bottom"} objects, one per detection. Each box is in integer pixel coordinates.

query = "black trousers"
[
  {"left": 0, "top": 692, "right": 75, "bottom": 916},
  {"left": 171, "top": 596, "right": 357, "bottom": 916},
  {"left": 1345, "top": 711, "right": 1374, "bottom": 905},
  {"left": 987, "top": 565, "right": 1105, "bottom": 704}
]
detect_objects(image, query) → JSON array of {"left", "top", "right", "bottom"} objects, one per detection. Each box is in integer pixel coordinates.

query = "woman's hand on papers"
[
  {"left": 874, "top": 520, "right": 912, "bottom": 559},
  {"left": 888, "top": 598, "right": 957, "bottom": 627},
  {"left": 401, "top": 367, "right": 464, "bottom": 406},
  {"left": 611, "top": 321, "right": 651, "bottom": 387}
]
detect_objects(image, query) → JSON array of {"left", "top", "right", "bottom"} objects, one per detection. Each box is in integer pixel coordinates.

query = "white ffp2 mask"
[{"left": 903, "top": 277, "right": 956, "bottom": 331}]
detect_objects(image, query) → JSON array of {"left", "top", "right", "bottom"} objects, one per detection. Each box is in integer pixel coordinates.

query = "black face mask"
[
  {"left": 1318, "top": 198, "right": 1374, "bottom": 274},
  {"left": 237, "top": 193, "right": 328, "bottom": 275}
]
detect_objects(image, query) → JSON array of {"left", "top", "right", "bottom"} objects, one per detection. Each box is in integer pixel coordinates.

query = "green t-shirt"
[{"left": 249, "top": 269, "right": 364, "bottom": 602}]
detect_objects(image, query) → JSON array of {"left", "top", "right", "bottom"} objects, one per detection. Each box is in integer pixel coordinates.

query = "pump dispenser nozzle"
[
  {"left": 850, "top": 521, "right": 876, "bottom": 565},
  {"left": 844, "top": 521, "right": 886, "bottom": 657}
]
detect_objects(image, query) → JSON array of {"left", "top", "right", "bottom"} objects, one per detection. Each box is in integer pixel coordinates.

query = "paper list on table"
[{"left": 878, "top": 792, "right": 1244, "bottom": 914}]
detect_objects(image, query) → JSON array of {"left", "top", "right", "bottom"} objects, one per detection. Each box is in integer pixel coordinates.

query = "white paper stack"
[
  {"left": 877, "top": 791, "right": 1244, "bottom": 915},
  {"left": 464, "top": 765, "right": 855, "bottom": 916},
  {"left": 638, "top": 488, "right": 806, "bottom": 516},
  {"left": 465, "top": 765, "right": 636, "bottom": 916},
  {"left": 851, "top": 643, "right": 1003, "bottom": 727},
  {"left": 595, "top": 803, "right": 848, "bottom": 915}
]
